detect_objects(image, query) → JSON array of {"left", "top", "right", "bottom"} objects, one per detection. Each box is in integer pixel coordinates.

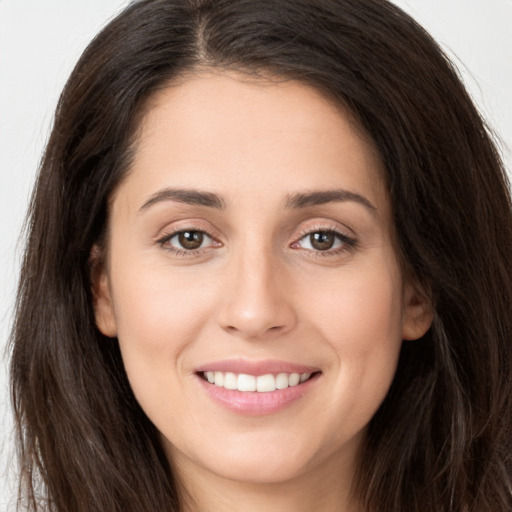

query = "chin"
[
  {"left": 163, "top": 424, "right": 359, "bottom": 488},
  {"left": 199, "top": 452, "right": 313, "bottom": 485}
]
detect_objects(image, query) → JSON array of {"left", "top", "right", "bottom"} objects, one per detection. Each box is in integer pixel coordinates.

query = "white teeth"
[
  {"left": 214, "top": 371, "right": 224, "bottom": 387},
  {"left": 256, "top": 374, "right": 276, "bottom": 392},
  {"left": 288, "top": 373, "right": 300, "bottom": 386},
  {"left": 223, "top": 372, "right": 238, "bottom": 390},
  {"left": 237, "top": 373, "right": 256, "bottom": 392},
  {"left": 204, "top": 371, "right": 312, "bottom": 392},
  {"left": 275, "top": 373, "right": 289, "bottom": 389}
]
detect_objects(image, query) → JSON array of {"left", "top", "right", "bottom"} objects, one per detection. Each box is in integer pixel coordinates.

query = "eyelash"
[
  {"left": 156, "top": 226, "right": 219, "bottom": 257},
  {"left": 291, "top": 225, "right": 357, "bottom": 258},
  {"left": 156, "top": 225, "right": 357, "bottom": 258}
]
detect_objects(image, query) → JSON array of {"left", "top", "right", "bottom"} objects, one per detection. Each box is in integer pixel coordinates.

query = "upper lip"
[{"left": 195, "top": 358, "right": 320, "bottom": 376}]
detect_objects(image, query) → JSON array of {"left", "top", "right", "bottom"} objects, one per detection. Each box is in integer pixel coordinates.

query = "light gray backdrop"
[{"left": 1, "top": 1, "right": 511, "bottom": 510}]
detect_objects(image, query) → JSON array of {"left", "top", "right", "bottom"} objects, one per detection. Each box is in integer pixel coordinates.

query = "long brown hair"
[{"left": 10, "top": 1, "right": 512, "bottom": 511}]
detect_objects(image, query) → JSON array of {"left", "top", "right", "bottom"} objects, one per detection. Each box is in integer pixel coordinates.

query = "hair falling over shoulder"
[{"left": 10, "top": 1, "right": 512, "bottom": 511}]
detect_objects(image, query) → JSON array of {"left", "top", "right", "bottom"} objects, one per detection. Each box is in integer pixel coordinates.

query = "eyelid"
[
  {"left": 155, "top": 221, "right": 223, "bottom": 256},
  {"left": 153, "top": 218, "right": 357, "bottom": 258},
  {"left": 162, "top": 230, "right": 214, "bottom": 248},
  {"left": 154, "top": 218, "right": 221, "bottom": 241},
  {"left": 293, "top": 220, "right": 355, "bottom": 240},
  {"left": 290, "top": 221, "right": 358, "bottom": 255}
]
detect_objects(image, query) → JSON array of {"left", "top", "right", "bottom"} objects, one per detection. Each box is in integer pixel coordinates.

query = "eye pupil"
[
  {"left": 310, "top": 231, "right": 335, "bottom": 250},
  {"left": 178, "top": 231, "right": 204, "bottom": 250}
]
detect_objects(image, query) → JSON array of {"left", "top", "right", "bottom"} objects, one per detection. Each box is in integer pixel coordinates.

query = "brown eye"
[
  {"left": 293, "top": 229, "right": 352, "bottom": 254},
  {"left": 309, "top": 231, "right": 336, "bottom": 251},
  {"left": 159, "top": 229, "right": 220, "bottom": 255},
  {"left": 177, "top": 231, "right": 204, "bottom": 250}
]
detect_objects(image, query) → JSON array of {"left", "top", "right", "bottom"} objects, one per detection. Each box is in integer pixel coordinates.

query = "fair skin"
[{"left": 94, "top": 71, "right": 432, "bottom": 512}]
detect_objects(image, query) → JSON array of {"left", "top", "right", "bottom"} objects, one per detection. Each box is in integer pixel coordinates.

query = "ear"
[
  {"left": 401, "top": 281, "right": 434, "bottom": 341},
  {"left": 90, "top": 245, "right": 117, "bottom": 338}
]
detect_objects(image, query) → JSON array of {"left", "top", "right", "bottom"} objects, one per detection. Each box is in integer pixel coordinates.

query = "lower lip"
[{"left": 196, "top": 373, "right": 320, "bottom": 416}]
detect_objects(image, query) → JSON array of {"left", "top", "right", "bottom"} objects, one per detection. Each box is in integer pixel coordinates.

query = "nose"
[{"left": 216, "top": 245, "right": 297, "bottom": 339}]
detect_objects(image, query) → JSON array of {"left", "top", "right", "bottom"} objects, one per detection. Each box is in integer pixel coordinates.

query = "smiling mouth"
[{"left": 199, "top": 371, "right": 319, "bottom": 393}]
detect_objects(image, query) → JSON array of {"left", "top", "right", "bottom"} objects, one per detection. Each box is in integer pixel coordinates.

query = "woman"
[{"left": 10, "top": 0, "right": 512, "bottom": 511}]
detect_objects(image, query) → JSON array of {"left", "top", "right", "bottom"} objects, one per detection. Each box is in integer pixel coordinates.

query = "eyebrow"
[
  {"left": 139, "top": 188, "right": 226, "bottom": 212},
  {"left": 285, "top": 189, "right": 377, "bottom": 213},
  {"left": 138, "top": 187, "right": 376, "bottom": 214}
]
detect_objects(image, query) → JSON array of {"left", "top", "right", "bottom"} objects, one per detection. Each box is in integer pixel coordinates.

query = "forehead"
[{"left": 116, "top": 71, "right": 388, "bottom": 214}]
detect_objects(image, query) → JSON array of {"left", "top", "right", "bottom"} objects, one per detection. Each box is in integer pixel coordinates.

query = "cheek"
[
  {"left": 108, "top": 257, "right": 217, "bottom": 393},
  {"left": 301, "top": 258, "right": 404, "bottom": 422},
  {"left": 305, "top": 261, "right": 404, "bottom": 349}
]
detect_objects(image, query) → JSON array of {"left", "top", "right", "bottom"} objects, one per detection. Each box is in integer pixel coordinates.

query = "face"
[{"left": 94, "top": 72, "right": 432, "bottom": 491}]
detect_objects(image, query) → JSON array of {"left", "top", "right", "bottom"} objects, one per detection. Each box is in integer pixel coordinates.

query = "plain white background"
[{"left": 1, "top": 1, "right": 511, "bottom": 509}]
